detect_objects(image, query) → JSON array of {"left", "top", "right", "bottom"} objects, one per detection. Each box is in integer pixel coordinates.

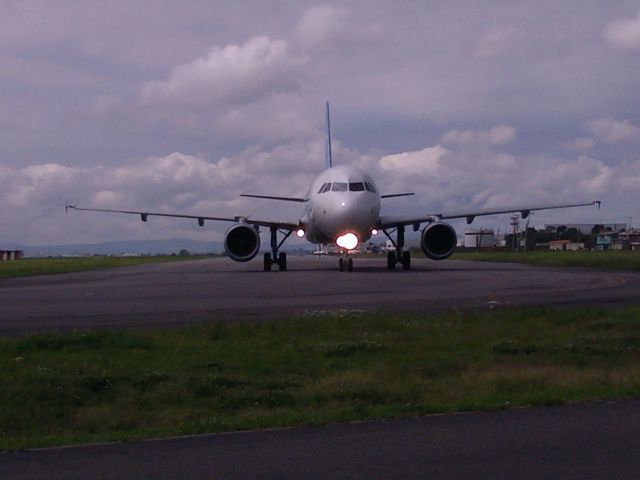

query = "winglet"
[{"left": 325, "top": 101, "right": 333, "bottom": 169}]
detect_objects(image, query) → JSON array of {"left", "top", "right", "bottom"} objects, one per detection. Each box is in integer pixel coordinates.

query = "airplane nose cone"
[{"left": 319, "top": 195, "right": 379, "bottom": 237}]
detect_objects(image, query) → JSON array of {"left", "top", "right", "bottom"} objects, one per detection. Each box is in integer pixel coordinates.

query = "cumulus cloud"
[
  {"left": 603, "top": 11, "right": 640, "bottom": 52},
  {"left": 379, "top": 145, "right": 449, "bottom": 175},
  {"left": 293, "top": 5, "right": 349, "bottom": 49},
  {"left": 441, "top": 125, "right": 516, "bottom": 146},
  {"left": 140, "top": 36, "right": 305, "bottom": 107},
  {"left": 0, "top": 144, "right": 324, "bottom": 245},
  {"left": 586, "top": 117, "right": 640, "bottom": 143}
]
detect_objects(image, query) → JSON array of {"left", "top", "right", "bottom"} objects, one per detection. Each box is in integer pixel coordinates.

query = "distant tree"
[
  {"left": 565, "top": 227, "right": 580, "bottom": 242},
  {"left": 179, "top": 249, "right": 190, "bottom": 257},
  {"left": 591, "top": 224, "right": 604, "bottom": 235}
]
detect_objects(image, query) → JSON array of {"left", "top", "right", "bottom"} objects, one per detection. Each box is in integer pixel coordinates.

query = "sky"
[{"left": 1, "top": 1, "right": 639, "bottom": 247}]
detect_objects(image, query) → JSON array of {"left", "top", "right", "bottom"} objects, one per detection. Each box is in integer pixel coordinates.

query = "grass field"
[
  {"left": 0, "top": 255, "right": 211, "bottom": 279},
  {"left": 451, "top": 250, "right": 640, "bottom": 271},
  {"left": 2, "top": 307, "right": 640, "bottom": 450}
]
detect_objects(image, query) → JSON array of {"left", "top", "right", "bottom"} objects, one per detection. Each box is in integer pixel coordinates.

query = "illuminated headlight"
[
  {"left": 371, "top": 229, "right": 378, "bottom": 236},
  {"left": 296, "top": 228, "right": 305, "bottom": 238},
  {"left": 336, "top": 233, "right": 359, "bottom": 250}
]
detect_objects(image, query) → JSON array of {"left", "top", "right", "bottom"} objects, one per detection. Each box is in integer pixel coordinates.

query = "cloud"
[
  {"left": 586, "top": 117, "right": 640, "bottom": 143},
  {"left": 139, "top": 36, "right": 305, "bottom": 108},
  {"left": 441, "top": 125, "right": 517, "bottom": 146},
  {"left": 0, "top": 144, "right": 324, "bottom": 245},
  {"left": 470, "top": 27, "right": 523, "bottom": 58},
  {"left": 293, "top": 5, "right": 349, "bottom": 49},
  {"left": 560, "top": 137, "right": 595, "bottom": 151},
  {"left": 603, "top": 11, "right": 640, "bottom": 52},
  {"left": 379, "top": 145, "right": 449, "bottom": 175}
]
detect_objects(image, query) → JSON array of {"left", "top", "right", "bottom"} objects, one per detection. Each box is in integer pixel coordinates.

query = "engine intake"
[
  {"left": 421, "top": 222, "right": 457, "bottom": 260},
  {"left": 224, "top": 224, "right": 260, "bottom": 262}
]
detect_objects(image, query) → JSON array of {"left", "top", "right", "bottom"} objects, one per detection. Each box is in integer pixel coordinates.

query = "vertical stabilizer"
[{"left": 325, "top": 101, "right": 333, "bottom": 169}]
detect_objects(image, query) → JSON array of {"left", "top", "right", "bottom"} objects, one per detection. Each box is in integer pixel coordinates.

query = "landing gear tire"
[
  {"left": 401, "top": 251, "right": 411, "bottom": 270},
  {"left": 263, "top": 253, "right": 272, "bottom": 272},
  {"left": 339, "top": 258, "right": 345, "bottom": 272},
  {"left": 347, "top": 258, "right": 354, "bottom": 272},
  {"left": 387, "top": 251, "right": 396, "bottom": 271},
  {"left": 278, "top": 252, "right": 287, "bottom": 271}
]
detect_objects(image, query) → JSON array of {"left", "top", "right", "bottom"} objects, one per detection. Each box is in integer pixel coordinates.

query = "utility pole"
[
  {"left": 510, "top": 215, "right": 520, "bottom": 252},
  {"left": 523, "top": 213, "right": 532, "bottom": 251}
]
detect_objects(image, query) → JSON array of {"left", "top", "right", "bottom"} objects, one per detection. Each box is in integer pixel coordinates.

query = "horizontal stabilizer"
[
  {"left": 240, "top": 194, "right": 307, "bottom": 203},
  {"left": 381, "top": 193, "right": 415, "bottom": 199}
]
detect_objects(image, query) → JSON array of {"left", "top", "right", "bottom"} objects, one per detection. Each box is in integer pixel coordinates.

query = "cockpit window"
[
  {"left": 318, "top": 183, "right": 330, "bottom": 194},
  {"left": 331, "top": 182, "right": 348, "bottom": 192},
  {"left": 349, "top": 182, "right": 365, "bottom": 191},
  {"left": 364, "top": 182, "right": 377, "bottom": 193}
]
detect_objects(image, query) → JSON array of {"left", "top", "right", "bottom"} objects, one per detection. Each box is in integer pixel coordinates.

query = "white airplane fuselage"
[{"left": 301, "top": 165, "right": 380, "bottom": 247}]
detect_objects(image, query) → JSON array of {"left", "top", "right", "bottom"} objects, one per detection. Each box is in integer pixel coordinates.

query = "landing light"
[
  {"left": 336, "top": 233, "right": 359, "bottom": 251},
  {"left": 371, "top": 229, "right": 378, "bottom": 236},
  {"left": 296, "top": 228, "right": 305, "bottom": 238}
]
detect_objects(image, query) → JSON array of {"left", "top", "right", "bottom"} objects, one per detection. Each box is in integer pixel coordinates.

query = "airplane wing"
[
  {"left": 65, "top": 205, "right": 301, "bottom": 231},
  {"left": 378, "top": 200, "right": 601, "bottom": 229}
]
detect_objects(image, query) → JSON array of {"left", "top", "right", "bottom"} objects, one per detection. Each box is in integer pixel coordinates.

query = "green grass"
[
  {"left": 2, "top": 307, "right": 640, "bottom": 450},
  {"left": 452, "top": 250, "right": 640, "bottom": 271},
  {"left": 0, "top": 255, "right": 211, "bottom": 279}
]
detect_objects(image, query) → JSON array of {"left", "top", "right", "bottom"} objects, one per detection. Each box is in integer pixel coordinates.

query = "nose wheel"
[{"left": 338, "top": 256, "right": 354, "bottom": 272}]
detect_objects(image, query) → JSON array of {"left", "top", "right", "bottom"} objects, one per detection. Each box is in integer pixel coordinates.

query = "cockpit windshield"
[{"left": 318, "top": 181, "right": 376, "bottom": 194}]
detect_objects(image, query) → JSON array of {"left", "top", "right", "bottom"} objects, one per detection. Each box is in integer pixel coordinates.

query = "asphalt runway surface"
[
  {"left": 3, "top": 399, "right": 640, "bottom": 479},
  {"left": 1, "top": 256, "right": 639, "bottom": 335},
  {"left": 2, "top": 256, "right": 640, "bottom": 478}
]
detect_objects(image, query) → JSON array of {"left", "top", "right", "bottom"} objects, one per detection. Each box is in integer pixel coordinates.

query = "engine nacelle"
[
  {"left": 421, "top": 222, "right": 457, "bottom": 260},
  {"left": 224, "top": 224, "right": 260, "bottom": 262}
]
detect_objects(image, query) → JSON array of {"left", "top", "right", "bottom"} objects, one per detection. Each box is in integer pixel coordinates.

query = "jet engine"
[
  {"left": 420, "top": 222, "right": 457, "bottom": 260},
  {"left": 224, "top": 224, "right": 260, "bottom": 262}
]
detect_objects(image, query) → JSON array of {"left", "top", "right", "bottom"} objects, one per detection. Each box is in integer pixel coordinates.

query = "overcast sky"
[{"left": 2, "top": 1, "right": 640, "bottom": 247}]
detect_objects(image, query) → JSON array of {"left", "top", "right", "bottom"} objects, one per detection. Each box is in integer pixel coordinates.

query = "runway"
[
  {"left": 3, "top": 399, "right": 640, "bottom": 479},
  {"left": 1, "top": 256, "right": 639, "bottom": 335},
  {"left": 2, "top": 256, "right": 640, "bottom": 478}
]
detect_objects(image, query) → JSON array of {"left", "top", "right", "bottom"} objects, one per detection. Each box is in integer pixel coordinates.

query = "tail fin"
[{"left": 324, "top": 101, "right": 333, "bottom": 169}]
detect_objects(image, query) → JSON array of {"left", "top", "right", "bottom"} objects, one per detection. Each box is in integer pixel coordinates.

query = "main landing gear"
[
  {"left": 263, "top": 226, "right": 292, "bottom": 272},
  {"left": 382, "top": 224, "right": 411, "bottom": 271}
]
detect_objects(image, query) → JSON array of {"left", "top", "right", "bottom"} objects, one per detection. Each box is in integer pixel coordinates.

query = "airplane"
[{"left": 67, "top": 103, "right": 600, "bottom": 272}]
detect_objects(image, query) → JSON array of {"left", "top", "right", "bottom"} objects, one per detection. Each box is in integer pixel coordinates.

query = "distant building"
[
  {"left": 549, "top": 240, "right": 585, "bottom": 251},
  {"left": 1, "top": 250, "right": 23, "bottom": 261},
  {"left": 464, "top": 229, "right": 496, "bottom": 248},
  {"left": 596, "top": 232, "right": 616, "bottom": 250},
  {"left": 623, "top": 230, "right": 640, "bottom": 251},
  {"left": 549, "top": 240, "right": 570, "bottom": 251}
]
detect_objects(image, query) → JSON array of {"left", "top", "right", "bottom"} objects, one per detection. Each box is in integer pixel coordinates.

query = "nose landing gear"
[{"left": 338, "top": 256, "right": 354, "bottom": 272}]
